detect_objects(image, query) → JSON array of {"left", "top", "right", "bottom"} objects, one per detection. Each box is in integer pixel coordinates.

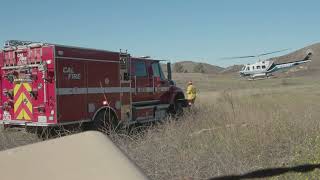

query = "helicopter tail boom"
[{"left": 267, "top": 59, "right": 311, "bottom": 73}]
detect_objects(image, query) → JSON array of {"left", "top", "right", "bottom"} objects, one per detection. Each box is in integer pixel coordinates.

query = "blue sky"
[{"left": 0, "top": 0, "right": 319, "bottom": 67}]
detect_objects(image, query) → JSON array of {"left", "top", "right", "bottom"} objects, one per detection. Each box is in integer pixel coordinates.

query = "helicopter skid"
[{"left": 246, "top": 75, "right": 276, "bottom": 81}]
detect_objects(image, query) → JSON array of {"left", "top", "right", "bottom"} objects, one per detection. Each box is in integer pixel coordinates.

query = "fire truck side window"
[
  {"left": 135, "top": 61, "right": 147, "bottom": 77},
  {"left": 152, "top": 62, "right": 165, "bottom": 80}
]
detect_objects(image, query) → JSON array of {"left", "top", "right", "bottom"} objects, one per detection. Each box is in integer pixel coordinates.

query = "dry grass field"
[
  {"left": 112, "top": 73, "right": 320, "bottom": 179},
  {"left": 1, "top": 72, "right": 320, "bottom": 179}
]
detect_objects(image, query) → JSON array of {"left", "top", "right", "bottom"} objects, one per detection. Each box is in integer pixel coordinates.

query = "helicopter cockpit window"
[
  {"left": 257, "top": 66, "right": 261, "bottom": 69},
  {"left": 246, "top": 67, "right": 250, "bottom": 71},
  {"left": 253, "top": 66, "right": 255, "bottom": 70},
  {"left": 262, "top": 65, "right": 266, "bottom": 69}
]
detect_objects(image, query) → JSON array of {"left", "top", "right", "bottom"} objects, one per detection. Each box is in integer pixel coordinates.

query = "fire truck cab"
[{"left": 0, "top": 40, "right": 186, "bottom": 130}]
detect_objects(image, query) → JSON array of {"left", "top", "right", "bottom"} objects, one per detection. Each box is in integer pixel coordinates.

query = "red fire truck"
[{"left": 0, "top": 40, "right": 186, "bottom": 130}]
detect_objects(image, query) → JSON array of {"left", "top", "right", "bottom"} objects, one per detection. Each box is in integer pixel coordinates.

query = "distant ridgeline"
[
  {"left": 163, "top": 42, "right": 320, "bottom": 75},
  {"left": 161, "top": 61, "right": 224, "bottom": 74}
]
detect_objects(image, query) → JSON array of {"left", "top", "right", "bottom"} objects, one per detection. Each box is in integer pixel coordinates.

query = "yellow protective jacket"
[{"left": 186, "top": 85, "right": 196, "bottom": 100}]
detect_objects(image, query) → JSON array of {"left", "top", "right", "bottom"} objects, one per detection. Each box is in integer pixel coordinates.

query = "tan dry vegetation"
[
  {"left": 0, "top": 127, "right": 39, "bottom": 151},
  {"left": 1, "top": 73, "right": 320, "bottom": 179},
  {"left": 110, "top": 75, "right": 320, "bottom": 179}
]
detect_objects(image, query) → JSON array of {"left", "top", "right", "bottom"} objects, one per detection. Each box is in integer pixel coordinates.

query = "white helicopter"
[{"left": 222, "top": 49, "right": 312, "bottom": 79}]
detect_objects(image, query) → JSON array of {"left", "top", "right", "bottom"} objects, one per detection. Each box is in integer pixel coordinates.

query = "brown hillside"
[
  {"left": 162, "top": 61, "right": 224, "bottom": 74},
  {"left": 220, "top": 65, "right": 244, "bottom": 74},
  {"left": 221, "top": 43, "right": 320, "bottom": 76},
  {"left": 161, "top": 43, "right": 320, "bottom": 76},
  {"left": 270, "top": 43, "right": 320, "bottom": 75}
]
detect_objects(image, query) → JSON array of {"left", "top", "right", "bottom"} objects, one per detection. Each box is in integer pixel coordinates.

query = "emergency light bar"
[{"left": 4, "top": 40, "right": 41, "bottom": 48}]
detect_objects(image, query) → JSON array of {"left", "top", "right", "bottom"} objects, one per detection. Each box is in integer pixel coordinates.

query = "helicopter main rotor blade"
[
  {"left": 219, "top": 48, "right": 290, "bottom": 60},
  {"left": 257, "top": 49, "right": 290, "bottom": 57},
  {"left": 219, "top": 55, "right": 256, "bottom": 60}
]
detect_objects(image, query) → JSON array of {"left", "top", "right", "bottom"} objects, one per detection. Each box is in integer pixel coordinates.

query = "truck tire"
[
  {"left": 169, "top": 99, "right": 184, "bottom": 117},
  {"left": 89, "top": 109, "right": 120, "bottom": 133}
]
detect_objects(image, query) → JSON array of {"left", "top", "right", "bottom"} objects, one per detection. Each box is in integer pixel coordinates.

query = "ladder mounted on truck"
[
  {"left": 119, "top": 49, "right": 133, "bottom": 123},
  {"left": 119, "top": 49, "right": 130, "bottom": 81}
]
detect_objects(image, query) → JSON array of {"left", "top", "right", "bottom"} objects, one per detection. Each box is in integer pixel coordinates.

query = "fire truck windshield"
[{"left": 152, "top": 62, "right": 165, "bottom": 80}]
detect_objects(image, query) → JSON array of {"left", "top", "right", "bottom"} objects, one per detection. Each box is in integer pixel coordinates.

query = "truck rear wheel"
[{"left": 89, "top": 109, "right": 120, "bottom": 133}]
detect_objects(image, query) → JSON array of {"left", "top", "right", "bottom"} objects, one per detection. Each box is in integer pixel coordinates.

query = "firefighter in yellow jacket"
[{"left": 186, "top": 81, "right": 196, "bottom": 106}]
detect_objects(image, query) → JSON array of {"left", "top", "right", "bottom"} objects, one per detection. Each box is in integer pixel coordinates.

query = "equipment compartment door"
[{"left": 56, "top": 58, "right": 87, "bottom": 122}]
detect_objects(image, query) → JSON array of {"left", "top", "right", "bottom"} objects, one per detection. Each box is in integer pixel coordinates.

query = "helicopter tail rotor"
[{"left": 305, "top": 49, "right": 313, "bottom": 60}]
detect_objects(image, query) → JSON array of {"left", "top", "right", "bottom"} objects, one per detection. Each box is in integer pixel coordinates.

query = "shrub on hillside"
[{"left": 193, "top": 63, "right": 205, "bottom": 73}]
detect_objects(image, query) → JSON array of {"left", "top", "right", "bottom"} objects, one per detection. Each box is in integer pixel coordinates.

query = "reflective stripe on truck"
[{"left": 14, "top": 83, "right": 33, "bottom": 120}]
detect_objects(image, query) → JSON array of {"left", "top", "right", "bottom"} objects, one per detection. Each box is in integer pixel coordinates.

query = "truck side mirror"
[
  {"left": 169, "top": 80, "right": 176, "bottom": 86},
  {"left": 167, "top": 62, "right": 172, "bottom": 81}
]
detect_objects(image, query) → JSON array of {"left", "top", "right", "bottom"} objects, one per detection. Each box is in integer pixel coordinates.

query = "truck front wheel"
[{"left": 169, "top": 99, "right": 184, "bottom": 117}]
